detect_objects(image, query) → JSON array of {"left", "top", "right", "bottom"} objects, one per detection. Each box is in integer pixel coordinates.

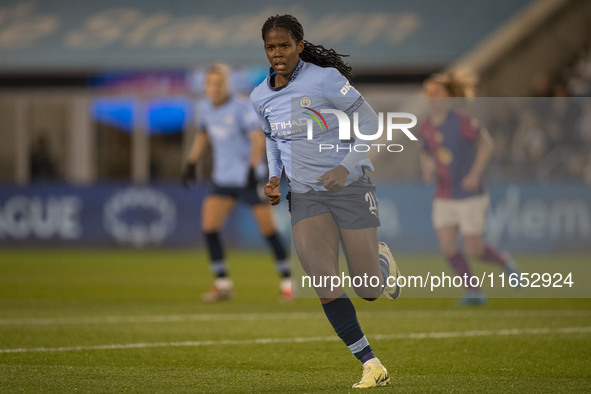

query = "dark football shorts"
[
  {"left": 287, "top": 174, "right": 380, "bottom": 229},
  {"left": 210, "top": 184, "right": 266, "bottom": 206}
]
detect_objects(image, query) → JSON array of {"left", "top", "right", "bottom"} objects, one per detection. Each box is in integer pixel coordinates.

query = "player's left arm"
[
  {"left": 318, "top": 70, "right": 379, "bottom": 191},
  {"left": 420, "top": 151, "right": 436, "bottom": 184},
  {"left": 462, "top": 127, "right": 495, "bottom": 192},
  {"left": 241, "top": 100, "right": 267, "bottom": 185},
  {"left": 246, "top": 129, "right": 266, "bottom": 187},
  {"left": 248, "top": 129, "right": 265, "bottom": 168},
  {"left": 316, "top": 100, "right": 379, "bottom": 191}
]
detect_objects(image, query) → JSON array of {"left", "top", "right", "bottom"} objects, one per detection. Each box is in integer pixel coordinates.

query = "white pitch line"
[
  {"left": 0, "top": 309, "right": 589, "bottom": 326},
  {"left": 373, "top": 326, "right": 591, "bottom": 340},
  {"left": 1, "top": 327, "right": 590, "bottom": 354},
  {"left": 0, "top": 312, "right": 318, "bottom": 326}
]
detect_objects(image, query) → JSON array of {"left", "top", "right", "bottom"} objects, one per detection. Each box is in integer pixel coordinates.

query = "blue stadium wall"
[
  {"left": 1, "top": 182, "right": 589, "bottom": 253},
  {"left": 0, "top": 0, "right": 533, "bottom": 71}
]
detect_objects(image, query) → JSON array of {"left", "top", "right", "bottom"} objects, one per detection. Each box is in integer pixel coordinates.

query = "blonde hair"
[
  {"left": 427, "top": 68, "right": 478, "bottom": 97},
  {"left": 206, "top": 63, "right": 230, "bottom": 77}
]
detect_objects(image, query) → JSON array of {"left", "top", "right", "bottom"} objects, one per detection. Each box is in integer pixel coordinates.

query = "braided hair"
[{"left": 261, "top": 14, "right": 353, "bottom": 83}]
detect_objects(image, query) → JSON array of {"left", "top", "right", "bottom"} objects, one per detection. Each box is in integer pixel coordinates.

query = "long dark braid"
[{"left": 261, "top": 14, "right": 353, "bottom": 83}]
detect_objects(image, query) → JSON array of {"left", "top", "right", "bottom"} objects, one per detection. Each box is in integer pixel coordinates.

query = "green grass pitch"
[{"left": 0, "top": 249, "right": 589, "bottom": 393}]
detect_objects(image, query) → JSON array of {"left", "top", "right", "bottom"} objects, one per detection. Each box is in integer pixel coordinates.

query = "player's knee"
[
  {"left": 202, "top": 217, "right": 222, "bottom": 233},
  {"left": 441, "top": 245, "right": 458, "bottom": 258},
  {"left": 464, "top": 249, "right": 479, "bottom": 259},
  {"left": 260, "top": 226, "right": 277, "bottom": 237},
  {"left": 202, "top": 225, "right": 221, "bottom": 233},
  {"left": 353, "top": 286, "right": 381, "bottom": 300},
  {"left": 320, "top": 297, "right": 337, "bottom": 304},
  {"left": 438, "top": 240, "right": 457, "bottom": 256},
  {"left": 464, "top": 243, "right": 484, "bottom": 259}
]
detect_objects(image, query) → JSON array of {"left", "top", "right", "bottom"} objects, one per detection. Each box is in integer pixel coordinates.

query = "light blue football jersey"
[
  {"left": 196, "top": 96, "right": 262, "bottom": 187},
  {"left": 250, "top": 60, "right": 375, "bottom": 193}
]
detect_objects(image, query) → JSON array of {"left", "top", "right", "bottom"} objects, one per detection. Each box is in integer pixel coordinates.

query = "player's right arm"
[
  {"left": 264, "top": 136, "right": 282, "bottom": 205},
  {"left": 250, "top": 91, "right": 282, "bottom": 205}
]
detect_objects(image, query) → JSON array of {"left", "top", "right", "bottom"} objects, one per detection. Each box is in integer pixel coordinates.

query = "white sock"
[
  {"left": 280, "top": 278, "right": 291, "bottom": 291},
  {"left": 214, "top": 277, "right": 233, "bottom": 290},
  {"left": 362, "top": 357, "right": 380, "bottom": 367}
]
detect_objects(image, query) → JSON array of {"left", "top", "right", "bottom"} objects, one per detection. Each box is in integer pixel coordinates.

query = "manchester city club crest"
[{"left": 299, "top": 96, "right": 311, "bottom": 107}]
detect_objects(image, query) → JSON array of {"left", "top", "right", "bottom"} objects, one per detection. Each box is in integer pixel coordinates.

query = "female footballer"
[
  {"left": 250, "top": 15, "right": 400, "bottom": 389},
  {"left": 419, "top": 70, "right": 520, "bottom": 306},
  {"left": 183, "top": 63, "right": 291, "bottom": 302}
]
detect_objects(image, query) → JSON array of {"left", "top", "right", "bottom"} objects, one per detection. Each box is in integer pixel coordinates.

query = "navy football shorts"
[
  {"left": 210, "top": 184, "right": 266, "bottom": 206},
  {"left": 288, "top": 174, "right": 380, "bottom": 229}
]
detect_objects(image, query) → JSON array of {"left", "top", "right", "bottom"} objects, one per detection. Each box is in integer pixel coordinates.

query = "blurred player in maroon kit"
[{"left": 419, "top": 70, "right": 520, "bottom": 306}]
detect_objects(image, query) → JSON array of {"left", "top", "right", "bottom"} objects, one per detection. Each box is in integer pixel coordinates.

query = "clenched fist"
[{"left": 264, "top": 176, "right": 281, "bottom": 205}]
